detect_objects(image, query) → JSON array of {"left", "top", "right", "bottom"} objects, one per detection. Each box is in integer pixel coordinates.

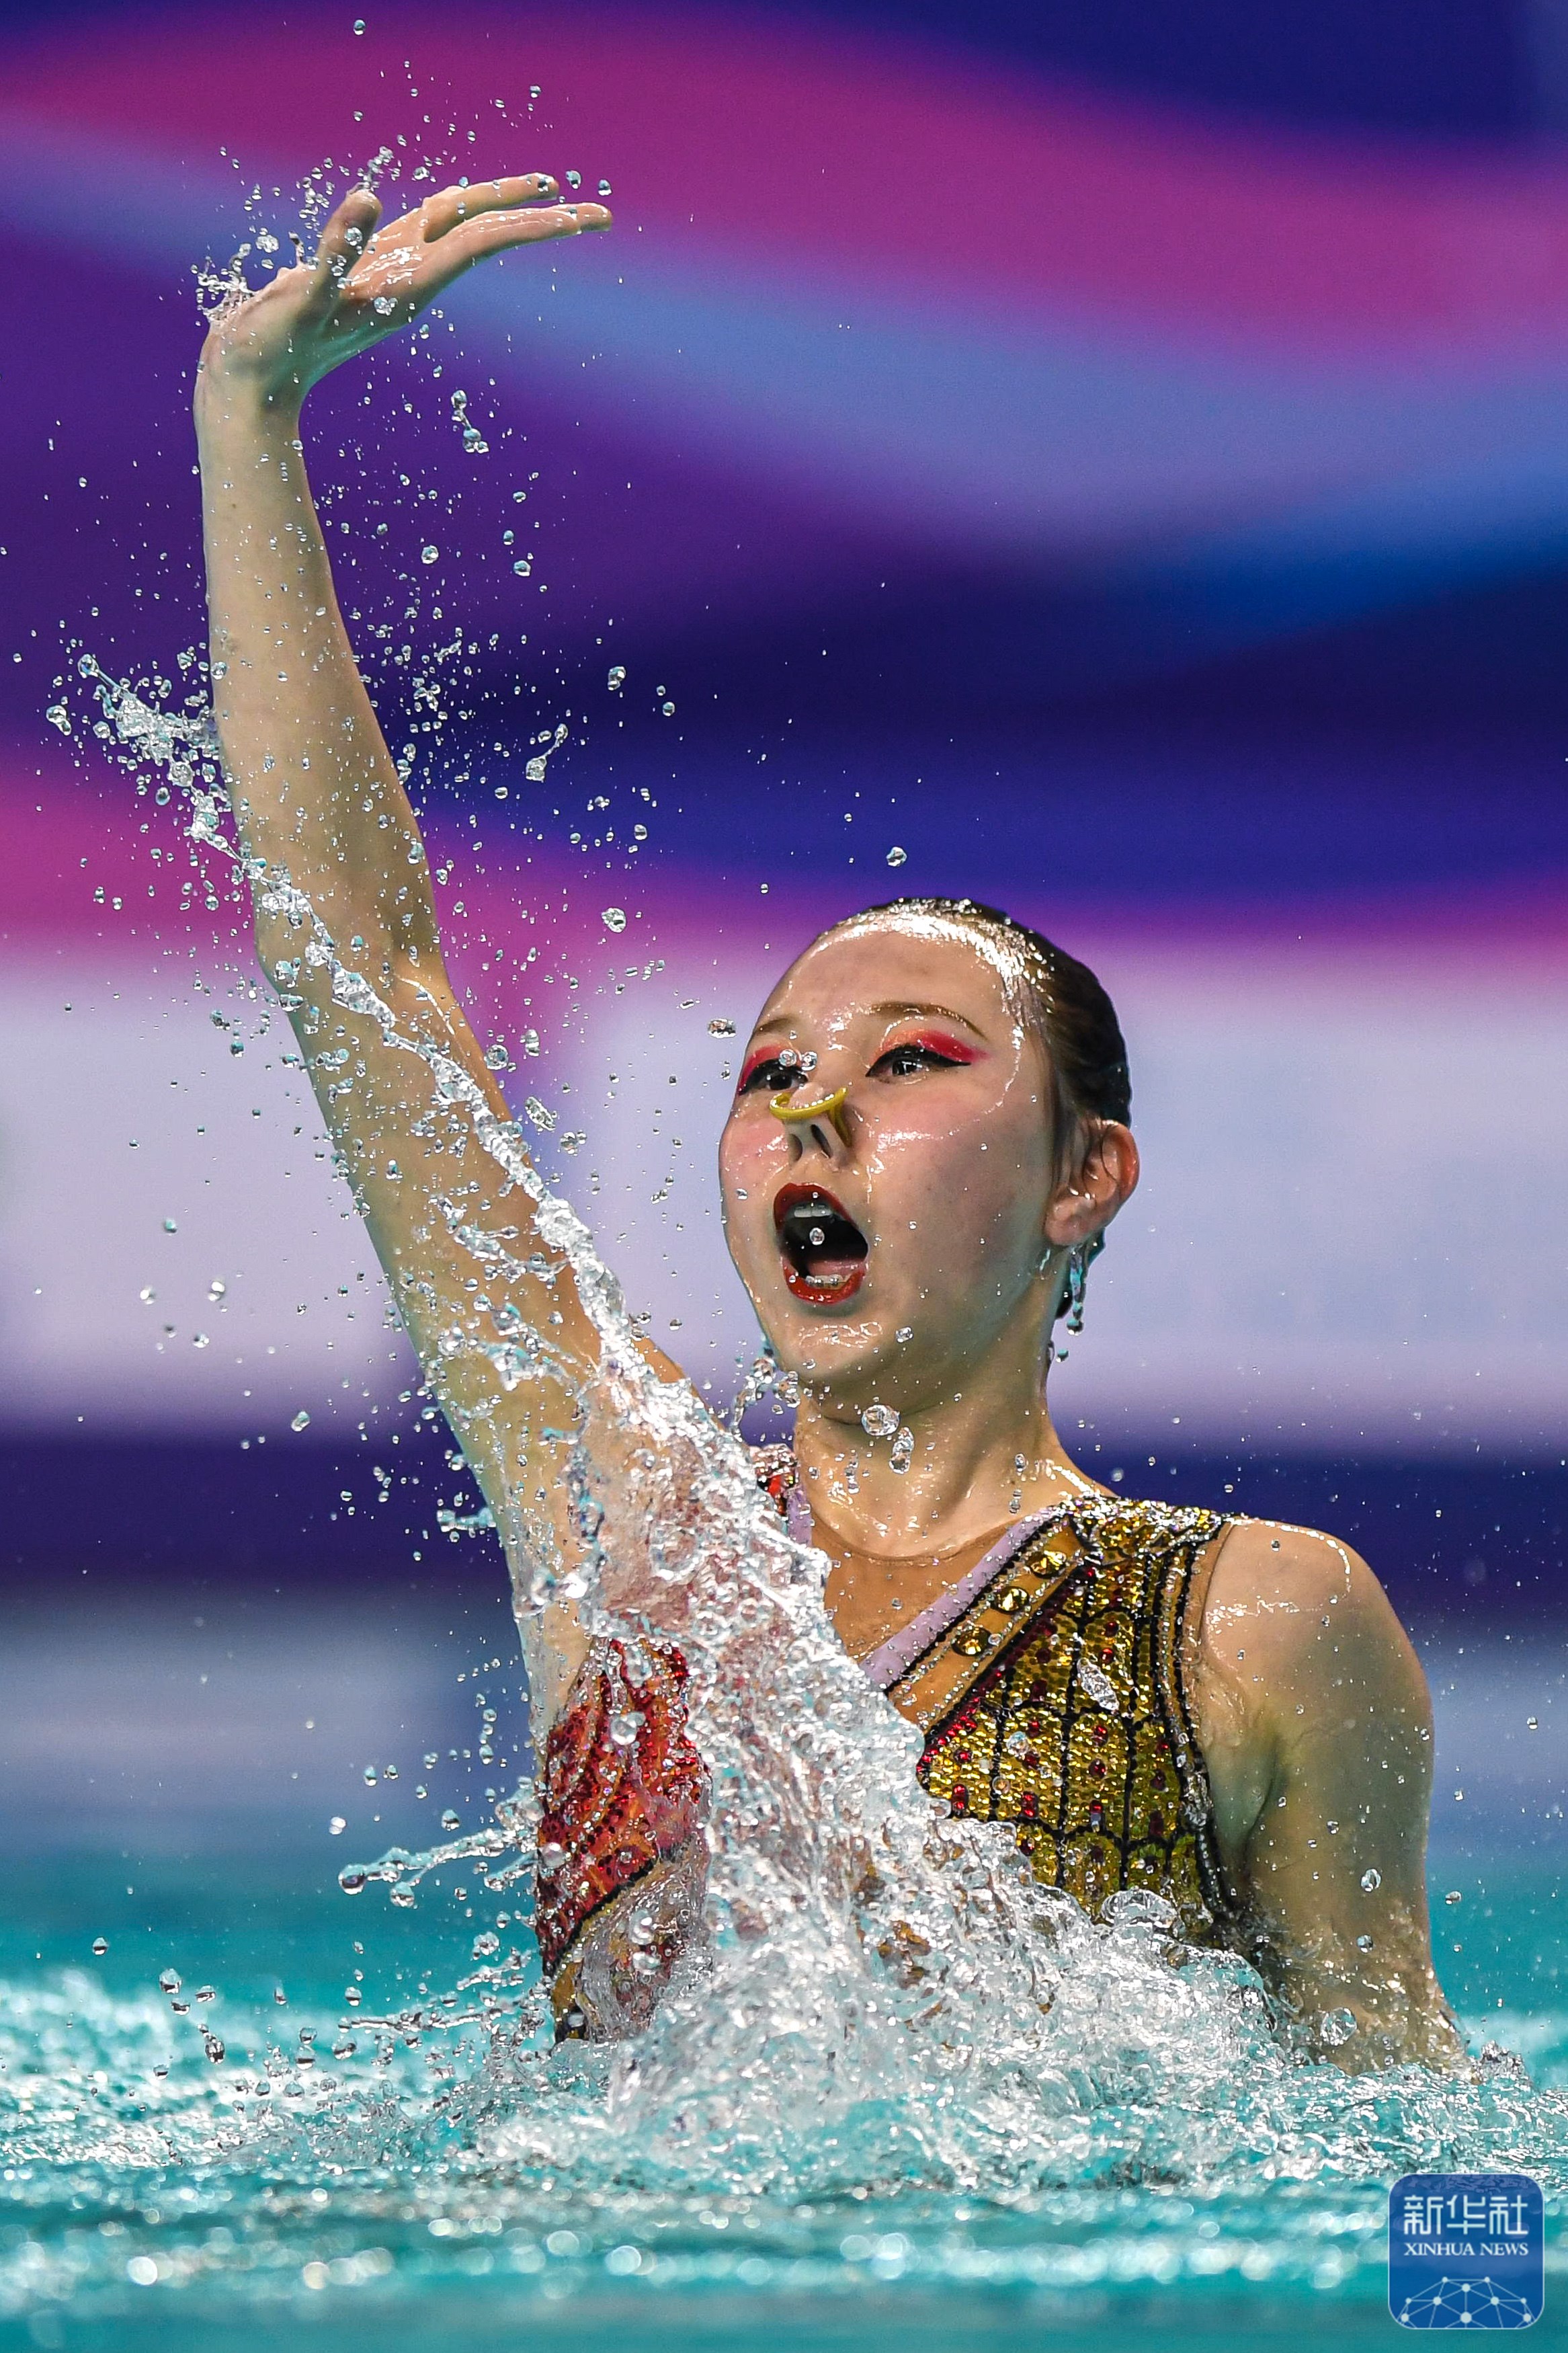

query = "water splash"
[
  {"left": 9, "top": 638, "right": 1565, "bottom": 2348},
  {"left": 50, "top": 652, "right": 1568, "bottom": 2213}
]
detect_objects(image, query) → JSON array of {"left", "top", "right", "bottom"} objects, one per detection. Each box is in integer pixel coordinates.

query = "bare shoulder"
[
  {"left": 1188, "top": 1514, "right": 1460, "bottom": 2071},
  {"left": 1185, "top": 1513, "right": 1434, "bottom": 1866},
  {"left": 1198, "top": 1515, "right": 1429, "bottom": 1717}
]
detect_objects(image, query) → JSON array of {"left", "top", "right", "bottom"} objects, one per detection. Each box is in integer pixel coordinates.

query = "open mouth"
[{"left": 773, "top": 1183, "right": 869, "bottom": 1304}]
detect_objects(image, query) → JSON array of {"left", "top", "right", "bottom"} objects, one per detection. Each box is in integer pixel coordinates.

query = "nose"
[{"left": 770, "top": 1084, "right": 853, "bottom": 1162}]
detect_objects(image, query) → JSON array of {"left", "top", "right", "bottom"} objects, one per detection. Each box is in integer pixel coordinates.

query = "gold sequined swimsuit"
[
  {"left": 539, "top": 1480, "right": 1241, "bottom": 2033},
  {"left": 889, "top": 1496, "right": 1241, "bottom": 1944}
]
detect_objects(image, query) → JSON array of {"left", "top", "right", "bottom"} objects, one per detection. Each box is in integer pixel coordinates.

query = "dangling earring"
[{"left": 1063, "top": 1242, "right": 1089, "bottom": 1334}]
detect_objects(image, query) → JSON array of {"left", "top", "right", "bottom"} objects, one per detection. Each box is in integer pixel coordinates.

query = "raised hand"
[
  {"left": 198, "top": 177, "right": 610, "bottom": 413},
  {"left": 194, "top": 166, "right": 629, "bottom": 1692}
]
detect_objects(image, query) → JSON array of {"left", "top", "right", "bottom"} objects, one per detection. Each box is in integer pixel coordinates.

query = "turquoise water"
[{"left": 0, "top": 1839, "right": 1562, "bottom": 2352}]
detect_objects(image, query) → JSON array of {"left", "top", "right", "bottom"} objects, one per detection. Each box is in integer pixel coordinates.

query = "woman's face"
[{"left": 718, "top": 919, "right": 1069, "bottom": 1413}]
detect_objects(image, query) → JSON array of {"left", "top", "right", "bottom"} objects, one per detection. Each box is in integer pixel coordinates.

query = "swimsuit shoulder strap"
[{"left": 858, "top": 1509, "right": 1070, "bottom": 1692}]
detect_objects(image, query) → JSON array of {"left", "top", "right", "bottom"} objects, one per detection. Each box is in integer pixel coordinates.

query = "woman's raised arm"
[{"left": 197, "top": 180, "right": 628, "bottom": 1719}]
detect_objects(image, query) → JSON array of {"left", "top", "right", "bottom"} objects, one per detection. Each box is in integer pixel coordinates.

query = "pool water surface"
[{"left": 0, "top": 1616, "right": 1561, "bottom": 2352}]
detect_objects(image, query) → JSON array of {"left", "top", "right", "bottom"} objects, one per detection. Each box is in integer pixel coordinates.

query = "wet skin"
[
  {"left": 197, "top": 184, "right": 1462, "bottom": 2071},
  {"left": 718, "top": 919, "right": 1462, "bottom": 2070},
  {"left": 722, "top": 924, "right": 1089, "bottom": 1427}
]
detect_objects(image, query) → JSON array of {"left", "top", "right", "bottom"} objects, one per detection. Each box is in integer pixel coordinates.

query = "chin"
[{"left": 766, "top": 1301, "right": 906, "bottom": 1393}]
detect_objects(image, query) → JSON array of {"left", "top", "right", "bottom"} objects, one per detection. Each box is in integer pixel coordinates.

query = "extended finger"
[
  {"left": 383, "top": 198, "right": 610, "bottom": 308},
  {"left": 308, "top": 186, "right": 384, "bottom": 303},
  {"left": 419, "top": 174, "right": 562, "bottom": 243},
  {"left": 434, "top": 199, "right": 613, "bottom": 269}
]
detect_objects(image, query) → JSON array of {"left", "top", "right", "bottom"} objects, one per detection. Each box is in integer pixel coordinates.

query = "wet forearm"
[{"left": 196, "top": 370, "right": 438, "bottom": 974}]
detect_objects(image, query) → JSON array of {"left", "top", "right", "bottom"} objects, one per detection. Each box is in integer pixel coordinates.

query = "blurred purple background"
[{"left": 1, "top": 0, "right": 1565, "bottom": 1655}]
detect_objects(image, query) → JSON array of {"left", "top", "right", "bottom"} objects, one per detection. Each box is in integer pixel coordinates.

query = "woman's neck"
[{"left": 791, "top": 1366, "right": 1098, "bottom": 1562}]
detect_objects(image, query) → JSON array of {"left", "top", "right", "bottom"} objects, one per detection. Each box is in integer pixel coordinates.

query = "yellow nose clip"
[{"left": 770, "top": 1086, "right": 853, "bottom": 1146}]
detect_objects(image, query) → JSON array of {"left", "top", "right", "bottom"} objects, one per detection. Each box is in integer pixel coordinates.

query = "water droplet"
[
  {"left": 861, "top": 1403, "right": 899, "bottom": 1439},
  {"left": 158, "top": 1968, "right": 181, "bottom": 1995},
  {"left": 423, "top": 1753, "right": 439, "bottom": 1768},
  {"left": 440, "top": 1809, "right": 461, "bottom": 1832},
  {"left": 353, "top": 16, "right": 366, "bottom": 30},
  {"left": 601, "top": 907, "right": 627, "bottom": 933},
  {"left": 329, "top": 1816, "right": 346, "bottom": 1836},
  {"left": 91, "top": 1936, "right": 108, "bottom": 1956},
  {"left": 890, "top": 1427, "right": 915, "bottom": 1473},
  {"left": 565, "top": 171, "right": 581, "bottom": 190},
  {"left": 597, "top": 180, "right": 612, "bottom": 197},
  {"left": 607, "top": 664, "right": 626, "bottom": 691},
  {"left": 363, "top": 1766, "right": 378, "bottom": 1786},
  {"left": 202, "top": 2032, "right": 226, "bottom": 2063},
  {"left": 472, "top": 1930, "right": 499, "bottom": 1958},
  {"left": 1318, "top": 2007, "right": 1356, "bottom": 2048},
  {"left": 1444, "top": 1888, "right": 1462, "bottom": 1906},
  {"left": 661, "top": 701, "right": 675, "bottom": 717},
  {"left": 886, "top": 846, "right": 907, "bottom": 868},
  {"left": 1359, "top": 1868, "right": 1381, "bottom": 1892},
  {"left": 609, "top": 1709, "right": 644, "bottom": 1749},
  {"left": 708, "top": 1016, "right": 736, "bottom": 1035},
  {"left": 139, "top": 1286, "right": 156, "bottom": 1303},
  {"left": 290, "top": 1410, "right": 311, "bottom": 1431},
  {"left": 895, "top": 1326, "right": 913, "bottom": 1344},
  {"left": 420, "top": 545, "right": 439, "bottom": 565},
  {"left": 1356, "top": 1933, "right": 1374, "bottom": 1951},
  {"left": 206, "top": 1279, "right": 226, "bottom": 1301},
  {"left": 162, "top": 1218, "right": 177, "bottom": 1234},
  {"left": 512, "top": 557, "right": 532, "bottom": 576}
]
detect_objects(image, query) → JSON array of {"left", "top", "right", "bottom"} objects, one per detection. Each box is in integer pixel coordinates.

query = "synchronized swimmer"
[{"left": 196, "top": 174, "right": 1460, "bottom": 2065}]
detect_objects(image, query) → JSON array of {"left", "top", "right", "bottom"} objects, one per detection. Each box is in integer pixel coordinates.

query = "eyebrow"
[
  {"left": 748, "top": 1000, "right": 987, "bottom": 1039},
  {"left": 868, "top": 1000, "right": 986, "bottom": 1035}
]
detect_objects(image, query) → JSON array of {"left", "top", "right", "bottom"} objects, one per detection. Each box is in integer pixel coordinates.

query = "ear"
[{"left": 1042, "top": 1121, "right": 1140, "bottom": 1249}]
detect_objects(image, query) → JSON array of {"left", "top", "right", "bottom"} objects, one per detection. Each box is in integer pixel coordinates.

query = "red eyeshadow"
[{"left": 903, "top": 1029, "right": 981, "bottom": 1063}]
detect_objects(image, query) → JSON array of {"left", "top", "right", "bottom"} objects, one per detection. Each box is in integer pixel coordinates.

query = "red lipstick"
[{"left": 773, "top": 1183, "right": 869, "bottom": 1306}]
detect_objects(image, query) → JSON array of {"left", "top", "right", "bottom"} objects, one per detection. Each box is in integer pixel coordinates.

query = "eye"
[
  {"left": 737, "top": 1051, "right": 800, "bottom": 1094},
  {"left": 870, "top": 1040, "right": 972, "bottom": 1081}
]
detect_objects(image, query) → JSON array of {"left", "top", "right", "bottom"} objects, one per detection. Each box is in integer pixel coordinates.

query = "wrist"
[{"left": 194, "top": 354, "right": 304, "bottom": 447}]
